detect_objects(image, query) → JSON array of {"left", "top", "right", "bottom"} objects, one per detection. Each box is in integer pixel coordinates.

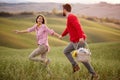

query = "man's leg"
[
  {"left": 64, "top": 42, "right": 76, "bottom": 66},
  {"left": 64, "top": 42, "right": 80, "bottom": 72},
  {"left": 78, "top": 42, "right": 99, "bottom": 79},
  {"left": 77, "top": 42, "right": 95, "bottom": 73},
  {"left": 82, "top": 62, "right": 95, "bottom": 74}
]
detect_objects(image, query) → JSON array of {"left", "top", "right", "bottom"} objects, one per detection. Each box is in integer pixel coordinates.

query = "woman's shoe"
[{"left": 44, "top": 59, "right": 50, "bottom": 66}]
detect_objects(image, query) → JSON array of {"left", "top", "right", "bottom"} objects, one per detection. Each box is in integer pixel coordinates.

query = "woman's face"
[{"left": 37, "top": 16, "right": 43, "bottom": 24}]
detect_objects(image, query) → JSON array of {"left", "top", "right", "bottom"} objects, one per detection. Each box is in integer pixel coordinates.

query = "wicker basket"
[
  {"left": 75, "top": 48, "right": 91, "bottom": 62},
  {"left": 72, "top": 43, "right": 91, "bottom": 62}
]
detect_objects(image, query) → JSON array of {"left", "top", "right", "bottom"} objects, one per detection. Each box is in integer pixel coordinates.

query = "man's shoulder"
[
  {"left": 68, "top": 13, "right": 76, "bottom": 17},
  {"left": 68, "top": 13, "right": 77, "bottom": 20}
]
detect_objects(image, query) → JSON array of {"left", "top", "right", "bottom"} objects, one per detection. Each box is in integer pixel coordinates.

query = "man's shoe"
[
  {"left": 91, "top": 73, "right": 99, "bottom": 80},
  {"left": 73, "top": 64, "right": 80, "bottom": 73}
]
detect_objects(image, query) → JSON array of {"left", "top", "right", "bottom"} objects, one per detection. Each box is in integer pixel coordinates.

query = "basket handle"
[{"left": 75, "top": 42, "right": 91, "bottom": 53}]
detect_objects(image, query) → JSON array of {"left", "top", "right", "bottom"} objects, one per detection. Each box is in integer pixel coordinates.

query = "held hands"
[
  {"left": 53, "top": 32, "right": 62, "bottom": 39},
  {"left": 59, "top": 35, "right": 62, "bottom": 39}
]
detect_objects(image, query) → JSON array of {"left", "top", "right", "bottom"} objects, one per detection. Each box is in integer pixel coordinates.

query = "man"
[{"left": 60, "top": 3, "right": 99, "bottom": 80}]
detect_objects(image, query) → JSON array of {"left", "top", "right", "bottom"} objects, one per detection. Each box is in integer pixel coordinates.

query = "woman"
[{"left": 14, "top": 14, "right": 61, "bottom": 65}]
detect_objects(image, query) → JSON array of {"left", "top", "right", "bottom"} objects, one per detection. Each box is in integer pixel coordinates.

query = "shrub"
[
  {"left": 19, "top": 12, "right": 34, "bottom": 15},
  {"left": 0, "top": 12, "right": 13, "bottom": 17}
]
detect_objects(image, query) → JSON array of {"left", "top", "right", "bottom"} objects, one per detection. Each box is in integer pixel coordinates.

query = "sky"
[{"left": 0, "top": 0, "right": 120, "bottom": 4}]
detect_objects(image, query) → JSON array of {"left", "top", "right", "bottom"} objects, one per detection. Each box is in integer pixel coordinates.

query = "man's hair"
[{"left": 63, "top": 3, "right": 72, "bottom": 12}]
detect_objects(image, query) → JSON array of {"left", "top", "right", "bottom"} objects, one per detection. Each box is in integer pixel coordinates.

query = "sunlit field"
[{"left": 0, "top": 15, "right": 120, "bottom": 80}]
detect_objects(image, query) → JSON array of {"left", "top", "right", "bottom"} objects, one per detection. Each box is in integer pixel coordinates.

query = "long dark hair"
[{"left": 36, "top": 15, "right": 45, "bottom": 24}]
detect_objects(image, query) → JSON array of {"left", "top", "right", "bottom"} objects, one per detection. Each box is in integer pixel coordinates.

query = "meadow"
[{"left": 0, "top": 15, "right": 120, "bottom": 80}]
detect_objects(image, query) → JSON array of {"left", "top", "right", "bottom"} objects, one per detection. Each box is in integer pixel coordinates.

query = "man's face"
[{"left": 63, "top": 8, "right": 66, "bottom": 16}]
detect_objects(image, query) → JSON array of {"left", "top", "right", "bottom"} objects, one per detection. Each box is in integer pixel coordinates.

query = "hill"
[
  {"left": 0, "top": 2, "right": 120, "bottom": 19},
  {"left": 0, "top": 15, "right": 120, "bottom": 48},
  {"left": 0, "top": 16, "right": 68, "bottom": 48}
]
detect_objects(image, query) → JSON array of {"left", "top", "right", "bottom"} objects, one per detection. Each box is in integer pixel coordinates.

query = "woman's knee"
[{"left": 28, "top": 55, "right": 33, "bottom": 60}]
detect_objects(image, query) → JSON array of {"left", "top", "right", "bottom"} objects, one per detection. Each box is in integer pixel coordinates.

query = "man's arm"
[
  {"left": 69, "top": 15, "right": 85, "bottom": 43},
  {"left": 61, "top": 27, "right": 68, "bottom": 37}
]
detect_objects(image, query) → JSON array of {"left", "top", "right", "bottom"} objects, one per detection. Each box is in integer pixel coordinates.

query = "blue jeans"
[{"left": 63, "top": 42, "right": 95, "bottom": 74}]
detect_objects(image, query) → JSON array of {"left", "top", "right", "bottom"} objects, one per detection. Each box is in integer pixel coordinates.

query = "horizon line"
[{"left": 0, "top": 1, "right": 120, "bottom": 4}]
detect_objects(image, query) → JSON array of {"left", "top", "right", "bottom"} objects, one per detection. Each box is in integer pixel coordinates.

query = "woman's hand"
[
  {"left": 53, "top": 32, "right": 63, "bottom": 39},
  {"left": 14, "top": 30, "right": 21, "bottom": 34}
]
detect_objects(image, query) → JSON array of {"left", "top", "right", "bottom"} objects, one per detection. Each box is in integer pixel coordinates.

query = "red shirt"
[{"left": 62, "top": 14, "right": 86, "bottom": 43}]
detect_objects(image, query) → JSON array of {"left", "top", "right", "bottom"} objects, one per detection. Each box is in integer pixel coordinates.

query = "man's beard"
[{"left": 63, "top": 12, "right": 66, "bottom": 16}]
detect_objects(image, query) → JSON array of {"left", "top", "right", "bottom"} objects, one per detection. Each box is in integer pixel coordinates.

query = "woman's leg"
[
  {"left": 40, "top": 51, "right": 50, "bottom": 65},
  {"left": 28, "top": 45, "right": 47, "bottom": 62}
]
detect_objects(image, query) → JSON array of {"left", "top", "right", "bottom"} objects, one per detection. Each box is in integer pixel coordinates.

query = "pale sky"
[{"left": 1, "top": 0, "right": 120, "bottom": 4}]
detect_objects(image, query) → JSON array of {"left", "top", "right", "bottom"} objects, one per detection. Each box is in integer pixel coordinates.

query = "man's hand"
[{"left": 79, "top": 38, "right": 84, "bottom": 44}]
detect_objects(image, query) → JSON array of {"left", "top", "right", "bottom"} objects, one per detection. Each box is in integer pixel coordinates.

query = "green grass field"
[
  {"left": 0, "top": 15, "right": 120, "bottom": 48},
  {"left": 0, "top": 42, "right": 120, "bottom": 80},
  {"left": 0, "top": 15, "right": 120, "bottom": 80}
]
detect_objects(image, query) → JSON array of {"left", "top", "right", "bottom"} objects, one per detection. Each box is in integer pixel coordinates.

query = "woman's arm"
[
  {"left": 14, "top": 30, "right": 29, "bottom": 34},
  {"left": 53, "top": 32, "right": 62, "bottom": 39},
  {"left": 45, "top": 25, "right": 61, "bottom": 39},
  {"left": 14, "top": 24, "right": 36, "bottom": 34}
]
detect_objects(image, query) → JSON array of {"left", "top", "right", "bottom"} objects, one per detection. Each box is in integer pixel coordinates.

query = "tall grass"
[{"left": 0, "top": 42, "right": 120, "bottom": 80}]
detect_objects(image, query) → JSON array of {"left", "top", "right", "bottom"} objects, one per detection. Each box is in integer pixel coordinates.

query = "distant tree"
[
  {"left": 52, "top": 8, "right": 58, "bottom": 15},
  {"left": 81, "top": 15, "right": 87, "bottom": 19},
  {"left": 19, "top": 12, "right": 33, "bottom": 15},
  {"left": 0, "top": 12, "right": 13, "bottom": 17},
  {"left": 56, "top": 12, "right": 63, "bottom": 17}
]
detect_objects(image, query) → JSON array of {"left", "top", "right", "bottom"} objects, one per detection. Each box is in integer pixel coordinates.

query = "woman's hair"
[
  {"left": 63, "top": 3, "right": 72, "bottom": 12},
  {"left": 36, "top": 14, "right": 45, "bottom": 24}
]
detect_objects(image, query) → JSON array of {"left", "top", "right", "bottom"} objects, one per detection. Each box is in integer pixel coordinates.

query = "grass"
[
  {"left": 80, "top": 18, "right": 120, "bottom": 43},
  {"left": 0, "top": 15, "right": 120, "bottom": 80},
  {"left": 0, "top": 15, "right": 120, "bottom": 48},
  {"left": 0, "top": 42, "right": 120, "bottom": 80}
]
